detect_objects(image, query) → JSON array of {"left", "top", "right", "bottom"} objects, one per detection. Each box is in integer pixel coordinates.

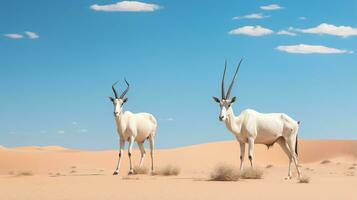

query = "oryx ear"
[
  {"left": 213, "top": 96, "right": 220, "bottom": 103},
  {"left": 109, "top": 97, "right": 114, "bottom": 102},
  {"left": 123, "top": 98, "right": 128, "bottom": 103},
  {"left": 230, "top": 96, "right": 236, "bottom": 103}
]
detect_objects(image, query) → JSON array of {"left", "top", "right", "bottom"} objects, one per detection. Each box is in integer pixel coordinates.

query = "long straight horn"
[
  {"left": 226, "top": 59, "right": 243, "bottom": 99},
  {"left": 112, "top": 81, "right": 119, "bottom": 99},
  {"left": 120, "top": 79, "right": 130, "bottom": 99},
  {"left": 221, "top": 60, "right": 227, "bottom": 99}
]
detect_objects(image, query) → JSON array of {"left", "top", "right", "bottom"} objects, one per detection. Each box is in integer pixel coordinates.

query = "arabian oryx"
[
  {"left": 212, "top": 59, "right": 302, "bottom": 179},
  {"left": 109, "top": 79, "right": 157, "bottom": 175}
]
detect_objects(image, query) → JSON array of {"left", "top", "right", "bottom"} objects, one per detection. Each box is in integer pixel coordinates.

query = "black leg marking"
[
  {"left": 248, "top": 155, "right": 252, "bottom": 160},
  {"left": 128, "top": 152, "right": 131, "bottom": 157},
  {"left": 240, "top": 156, "right": 243, "bottom": 160},
  {"left": 119, "top": 152, "right": 121, "bottom": 157}
]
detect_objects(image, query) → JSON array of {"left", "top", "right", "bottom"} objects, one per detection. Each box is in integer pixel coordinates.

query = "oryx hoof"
[
  {"left": 128, "top": 170, "right": 134, "bottom": 175},
  {"left": 113, "top": 171, "right": 119, "bottom": 176},
  {"left": 284, "top": 176, "right": 292, "bottom": 180}
]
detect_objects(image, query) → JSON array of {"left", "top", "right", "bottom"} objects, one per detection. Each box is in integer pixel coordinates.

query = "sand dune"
[{"left": 0, "top": 140, "right": 356, "bottom": 200}]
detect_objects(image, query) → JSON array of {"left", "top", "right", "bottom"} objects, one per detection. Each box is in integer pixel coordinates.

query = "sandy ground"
[{"left": 0, "top": 140, "right": 356, "bottom": 200}]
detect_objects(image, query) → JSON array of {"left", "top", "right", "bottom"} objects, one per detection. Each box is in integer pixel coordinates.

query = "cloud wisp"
[
  {"left": 293, "top": 23, "right": 357, "bottom": 37},
  {"left": 260, "top": 4, "right": 283, "bottom": 10},
  {"left": 277, "top": 30, "right": 296, "bottom": 36},
  {"left": 90, "top": 1, "right": 161, "bottom": 12},
  {"left": 276, "top": 44, "right": 353, "bottom": 54},
  {"left": 25, "top": 31, "right": 39, "bottom": 39},
  {"left": 233, "top": 13, "right": 269, "bottom": 20},
  {"left": 229, "top": 25, "right": 273, "bottom": 36},
  {"left": 4, "top": 33, "right": 23, "bottom": 39}
]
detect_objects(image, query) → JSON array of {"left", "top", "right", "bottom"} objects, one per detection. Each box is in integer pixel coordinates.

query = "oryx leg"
[
  {"left": 277, "top": 138, "right": 293, "bottom": 179},
  {"left": 148, "top": 136, "right": 155, "bottom": 172},
  {"left": 138, "top": 142, "right": 146, "bottom": 168},
  {"left": 286, "top": 136, "right": 302, "bottom": 178},
  {"left": 238, "top": 139, "right": 246, "bottom": 172},
  {"left": 247, "top": 137, "right": 255, "bottom": 168},
  {"left": 128, "top": 136, "right": 135, "bottom": 175},
  {"left": 113, "top": 137, "right": 125, "bottom": 175}
]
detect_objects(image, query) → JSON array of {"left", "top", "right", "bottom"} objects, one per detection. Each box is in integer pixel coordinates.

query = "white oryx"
[
  {"left": 213, "top": 59, "right": 302, "bottom": 179},
  {"left": 109, "top": 79, "right": 157, "bottom": 175}
]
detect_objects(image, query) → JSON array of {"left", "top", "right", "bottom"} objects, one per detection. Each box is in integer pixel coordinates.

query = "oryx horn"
[
  {"left": 120, "top": 79, "right": 130, "bottom": 99},
  {"left": 221, "top": 60, "right": 227, "bottom": 99},
  {"left": 112, "top": 81, "right": 120, "bottom": 99},
  {"left": 226, "top": 59, "right": 243, "bottom": 99}
]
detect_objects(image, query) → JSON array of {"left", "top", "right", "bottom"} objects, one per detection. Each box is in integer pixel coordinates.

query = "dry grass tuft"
[
  {"left": 348, "top": 166, "right": 355, "bottom": 170},
  {"left": 152, "top": 165, "right": 180, "bottom": 176},
  {"left": 320, "top": 160, "right": 331, "bottom": 164},
  {"left": 241, "top": 167, "right": 264, "bottom": 179},
  {"left": 298, "top": 175, "right": 311, "bottom": 183},
  {"left": 209, "top": 164, "right": 240, "bottom": 181},
  {"left": 133, "top": 166, "right": 149, "bottom": 175},
  {"left": 266, "top": 164, "right": 274, "bottom": 169},
  {"left": 16, "top": 171, "right": 34, "bottom": 176}
]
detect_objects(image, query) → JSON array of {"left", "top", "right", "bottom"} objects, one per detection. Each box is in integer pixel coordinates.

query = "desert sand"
[{"left": 0, "top": 140, "right": 356, "bottom": 200}]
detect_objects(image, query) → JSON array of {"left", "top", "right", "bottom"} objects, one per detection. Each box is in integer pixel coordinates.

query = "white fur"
[
  {"left": 112, "top": 98, "right": 157, "bottom": 175},
  {"left": 217, "top": 99, "right": 302, "bottom": 179}
]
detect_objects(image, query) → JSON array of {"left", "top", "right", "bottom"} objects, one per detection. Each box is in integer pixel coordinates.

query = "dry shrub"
[
  {"left": 266, "top": 164, "right": 274, "bottom": 169},
  {"left": 133, "top": 166, "right": 149, "bottom": 175},
  {"left": 241, "top": 167, "right": 264, "bottom": 179},
  {"left": 209, "top": 164, "right": 240, "bottom": 181},
  {"left": 320, "top": 160, "right": 331, "bottom": 164},
  {"left": 152, "top": 165, "right": 180, "bottom": 176},
  {"left": 16, "top": 171, "right": 34, "bottom": 176},
  {"left": 298, "top": 175, "right": 310, "bottom": 183},
  {"left": 348, "top": 166, "right": 355, "bottom": 170}
]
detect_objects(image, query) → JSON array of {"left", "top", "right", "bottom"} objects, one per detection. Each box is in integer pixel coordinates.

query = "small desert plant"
[
  {"left": 298, "top": 175, "right": 310, "bottom": 183},
  {"left": 209, "top": 164, "right": 240, "bottom": 181},
  {"left": 70, "top": 170, "right": 76, "bottom": 173},
  {"left": 152, "top": 165, "right": 180, "bottom": 176},
  {"left": 16, "top": 171, "right": 34, "bottom": 176},
  {"left": 241, "top": 167, "right": 264, "bottom": 179},
  {"left": 266, "top": 164, "right": 274, "bottom": 169},
  {"left": 320, "top": 160, "right": 331, "bottom": 164},
  {"left": 348, "top": 166, "right": 355, "bottom": 170},
  {"left": 133, "top": 166, "right": 149, "bottom": 175}
]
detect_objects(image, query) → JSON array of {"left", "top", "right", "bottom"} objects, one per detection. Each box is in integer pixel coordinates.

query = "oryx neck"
[{"left": 225, "top": 107, "right": 241, "bottom": 135}]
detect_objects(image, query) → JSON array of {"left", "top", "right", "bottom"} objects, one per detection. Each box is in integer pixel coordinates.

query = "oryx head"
[
  {"left": 109, "top": 79, "right": 130, "bottom": 117},
  {"left": 213, "top": 59, "right": 243, "bottom": 121}
]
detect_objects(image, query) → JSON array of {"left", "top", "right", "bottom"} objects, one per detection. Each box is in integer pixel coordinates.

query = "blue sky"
[{"left": 1, "top": 0, "right": 356, "bottom": 150}]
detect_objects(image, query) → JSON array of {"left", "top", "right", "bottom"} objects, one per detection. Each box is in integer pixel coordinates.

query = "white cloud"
[
  {"left": 167, "top": 117, "right": 174, "bottom": 121},
  {"left": 228, "top": 25, "right": 273, "bottom": 36},
  {"left": 260, "top": 4, "right": 283, "bottom": 10},
  {"left": 25, "top": 31, "right": 39, "bottom": 39},
  {"left": 233, "top": 13, "right": 269, "bottom": 20},
  {"left": 90, "top": 1, "right": 161, "bottom": 12},
  {"left": 276, "top": 44, "right": 353, "bottom": 54},
  {"left": 294, "top": 23, "right": 357, "bottom": 37},
  {"left": 57, "top": 130, "right": 65, "bottom": 134},
  {"left": 4, "top": 33, "right": 23, "bottom": 39},
  {"left": 72, "top": 121, "right": 78, "bottom": 125},
  {"left": 298, "top": 16, "right": 306, "bottom": 20},
  {"left": 277, "top": 30, "right": 296, "bottom": 36}
]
